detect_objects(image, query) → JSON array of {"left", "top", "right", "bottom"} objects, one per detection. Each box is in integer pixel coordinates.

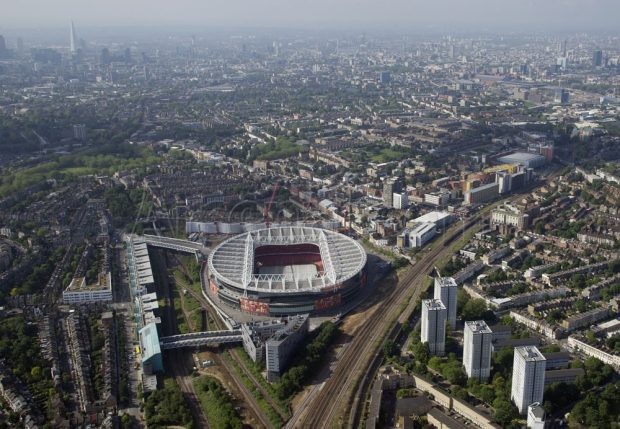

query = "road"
[{"left": 290, "top": 214, "right": 485, "bottom": 429}]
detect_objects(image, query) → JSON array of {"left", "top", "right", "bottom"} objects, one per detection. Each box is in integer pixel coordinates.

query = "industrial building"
[
  {"left": 497, "top": 152, "right": 547, "bottom": 169},
  {"left": 407, "top": 223, "right": 437, "bottom": 248}
]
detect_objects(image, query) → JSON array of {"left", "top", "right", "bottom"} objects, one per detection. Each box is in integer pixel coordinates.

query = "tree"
[
  {"left": 443, "top": 362, "right": 467, "bottom": 386},
  {"left": 479, "top": 385, "right": 496, "bottom": 404},
  {"left": 120, "top": 414, "right": 133, "bottom": 429},
  {"left": 456, "top": 289, "right": 470, "bottom": 316},
  {"left": 492, "top": 348, "right": 514, "bottom": 379},
  {"left": 428, "top": 357, "right": 443, "bottom": 372},
  {"left": 30, "top": 366, "right": 41, "bottom": 380},
  {"left": 461, "top": 299, "right": 495, "bottom": 323},
  {"left": 543, "top": 382, "right": 579, "bottom": 414},
  {"left": 383, "top": 340, "right": 400, "bottom": 358},
  {"left": 493, "top": 398, "right": 518, "bottom": 427},
  {"left": 411, "top": 341, "right": 430, "bottom": 366}
]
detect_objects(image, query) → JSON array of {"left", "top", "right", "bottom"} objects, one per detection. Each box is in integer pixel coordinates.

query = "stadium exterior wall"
[{"left": 210, "top": 264, "right": 367, "bottom": 316}]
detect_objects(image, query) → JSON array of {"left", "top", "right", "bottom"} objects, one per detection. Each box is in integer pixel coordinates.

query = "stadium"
[{"left": 207, "top": 226, "right": 368, "bottom": 316}]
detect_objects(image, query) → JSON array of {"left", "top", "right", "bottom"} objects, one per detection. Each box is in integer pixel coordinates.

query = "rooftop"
[
  {"left": 139, "top": 323, "right": 161, "bottom": 363},
  {"left": 208, "top": 226, "right": 366, "bottom": 293},
  {"left": 413, "top": 211, "right": 452, "bottom": 225},
  {"left": 423, "top": 299, "right": 446, "bottom": 311},
  {"left": 515, "top": 345, "right": 546, "bottom": 361},
  {"left": 435, "top": 277, "right": 457, "bottom": 288},
  {"left": 65, "top": 272, "right": 111, "bottom": 293},
  {"left": 498, "top": 152, "right": 546, "bottom": 163},
  {"left": 465, "top": 320, "right": 492, "bottom": 334}
]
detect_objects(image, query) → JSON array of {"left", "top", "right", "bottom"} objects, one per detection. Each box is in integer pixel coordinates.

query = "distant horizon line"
[{"left": 2, "top": 22, "right": 620, "bottom": 36}]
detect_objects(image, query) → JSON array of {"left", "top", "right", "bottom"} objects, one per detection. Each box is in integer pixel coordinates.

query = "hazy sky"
[{"left": 2, "top": 0, "right": 619, "bottom": 31}]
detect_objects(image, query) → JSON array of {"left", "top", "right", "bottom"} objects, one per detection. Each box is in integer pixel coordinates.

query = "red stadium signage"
[
  {"left": 314, "top": 293, "right": 341, "bottom": 311},
  {"left": 240, "top": 297, "right": 270, "bottom": 315},
  {"left": 209, "top": 280, "right": 218, "bottom": 296}
]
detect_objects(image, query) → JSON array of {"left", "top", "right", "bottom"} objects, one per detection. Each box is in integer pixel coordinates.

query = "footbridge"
[
  {"left": 159, "top": 330, "right": 243, "bottom": 350},
  {"left": 142, "top": 234, "right": 207, "bottom": 256}
]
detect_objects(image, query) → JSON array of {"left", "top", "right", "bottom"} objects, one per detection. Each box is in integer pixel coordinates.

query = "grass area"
[
  {"left": 193, "top": 376, "right": 243, "bottom": 429},
  {"left": 0, "top": 145, "right": 160, "bottom": 198},
  {"left": 370, "top": 147, "right": 406, "bottom": 163},
  {"left": 173, "top": 290, "right": 190, "bottom": 334},
  {"left": 252, "top": 137, "right": 308, "bottom": 161},
  {"left": 223, "top": 352, "right": 284, "bottom": 428},
  {"left": 172, "top": 269, "right": 205, "bottom": 332}
]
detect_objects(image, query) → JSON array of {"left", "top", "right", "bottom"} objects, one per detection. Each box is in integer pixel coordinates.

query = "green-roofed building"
[{"left": 139, "top": 323, "right": 163, "bottom": 374}]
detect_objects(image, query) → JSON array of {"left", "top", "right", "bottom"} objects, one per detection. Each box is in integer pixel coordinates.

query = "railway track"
[
  {"left": 294, "top": 216, "right": 483, "bottom": 429},
  {"left": 173, "top": 255, "right": 278, "bottom": 429}
]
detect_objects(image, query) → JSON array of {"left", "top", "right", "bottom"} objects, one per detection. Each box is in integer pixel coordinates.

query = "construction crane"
[{"left": 265, "top": 183, "right": 280, "bottom": 228}]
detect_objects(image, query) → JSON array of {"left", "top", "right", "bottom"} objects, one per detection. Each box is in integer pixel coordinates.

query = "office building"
[
  {"left": 593, "top": 50, "right": 603, "bottom": 67},
  {"left": 100, "top": 48, "right": 111, "bottom": 66},
  {"left": 265, "top": 314, "right": 309, "bottom": 380},
  {"left": 554, "top": 88, "right": 570, "bottom": 104},
  {"left": 491, "top": 204, "right": 530, "bottom": 231},
  {"left": 539, "top": 145, "right": 554, "bottom": 162},
  {"left": 434, "top": 277, "right": 458, "bottom": 329},
  {"left": 511, "top": 346, "right": 546, "bottom": 414},
  {"left": 464, "top": 182, "right": 499, "bottom": 205},
  {"left": 73, "top": 124, "right": 86, "bottom": 140},
  {"left": 463, "top": 321, "right": 493, "bottom": 382},
  {"left": 379, "top": 71, "right": 391, "bottom": 84},
  {"left": 425, "top": 191, "right": 450, "bottom": 206},
  {"left": 448, "top": 44, "right": 456, "bottom": 59},
  {"left": 527, "top": 403, "right": 545, "bottom": 429},
  {"left": 70, "top": 21, "right": 78, "bottom": 54},
  {"left": 393, "top": 192, "right": 408, "bottom": 209},
  {"left": 383, "top": 178, "right": 402, "bottom": 208},
  {"left": 421, "top": 299, "right": 447, "bottom": 356}
]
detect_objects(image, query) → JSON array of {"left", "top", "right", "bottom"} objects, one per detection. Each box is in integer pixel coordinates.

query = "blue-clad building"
[{"left": 139, "top": 323, "right": 163, "bottom": 374}]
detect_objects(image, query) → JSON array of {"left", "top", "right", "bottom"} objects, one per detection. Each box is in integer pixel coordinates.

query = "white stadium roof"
[{"left": 208, "top": 226, "right": 366, "bottom": 293}]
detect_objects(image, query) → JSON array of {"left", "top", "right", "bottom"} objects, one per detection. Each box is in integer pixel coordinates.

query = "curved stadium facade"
[{"left": 207, "top": 226, "right": 368, "bottom": 316}]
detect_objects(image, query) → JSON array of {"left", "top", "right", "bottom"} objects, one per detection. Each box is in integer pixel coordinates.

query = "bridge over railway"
[
  {"left": 159, "top": 330, "right": 243, "bottom": 350},
  {"left": 142, "top": 234, "right": 208, "bottom": 257}
]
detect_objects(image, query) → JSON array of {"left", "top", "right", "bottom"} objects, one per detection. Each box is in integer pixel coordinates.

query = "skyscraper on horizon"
[
  {"left": 463, "top": 320, "right": 493, "bottom": 382},
  {"left": 593, "top": 50, "right": 603, "bottom": 67},
  {"left": 70, "top": 21, "right": 78, "bottom": 53},
  {"left": 434, "top": 277, "right": 458, "bottom": 329},
  {"left": 421, "top": 299, "right": 447, "bottom": 356},
  {"left": 511, "top": 346, "right": 546, "bottom": 414}
]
